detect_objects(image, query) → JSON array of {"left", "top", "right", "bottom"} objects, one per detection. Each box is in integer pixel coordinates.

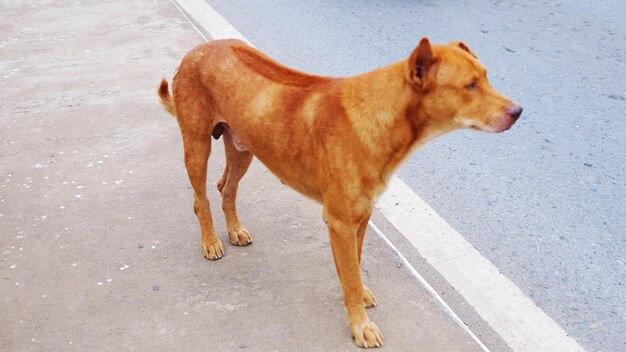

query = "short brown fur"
[{"left": 158, "top": 38, "right": 521, "bottom": 348}]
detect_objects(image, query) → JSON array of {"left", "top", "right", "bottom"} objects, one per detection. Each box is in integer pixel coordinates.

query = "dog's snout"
[{"left": 507, "top": 105, "right": 523, "bottom": 120}]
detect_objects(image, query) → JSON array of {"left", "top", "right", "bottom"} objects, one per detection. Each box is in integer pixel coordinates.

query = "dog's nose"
[{"left": 508, "top": 105, "right": 523, "bottom": 120}]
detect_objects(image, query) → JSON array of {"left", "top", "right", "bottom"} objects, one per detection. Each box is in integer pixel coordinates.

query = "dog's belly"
[
  {"left": 252, "top": 149, "right": 323, "bottom": 202},
  {"left": 220, "top": 124, "right": 321, "bottom": 199},
  {"left": 217, "top": 118, "right": 323, "bottom": 202}
]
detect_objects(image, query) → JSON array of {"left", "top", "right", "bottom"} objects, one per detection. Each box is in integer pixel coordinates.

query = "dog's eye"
[{"left": 465, "top": 82, "right": 477, "bottom": 90}]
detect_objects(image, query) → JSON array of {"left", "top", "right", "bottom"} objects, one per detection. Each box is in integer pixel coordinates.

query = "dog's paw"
[
  {"left": 202, "top": 238, "right": 224, "bottom": 260},
  {"left": 352, "top": 320, "right": 383, "bottom": 348},
  {"left": 228, "top": 226, "right": 252, "bottom": 246},
  {"left": 363, "top": 286, "right": 377, "bottom": 308}
]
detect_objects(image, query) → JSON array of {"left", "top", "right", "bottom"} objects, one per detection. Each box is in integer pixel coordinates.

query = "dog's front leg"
[{"left": 328, "top": 216, "right": 383, "bottom": 348}]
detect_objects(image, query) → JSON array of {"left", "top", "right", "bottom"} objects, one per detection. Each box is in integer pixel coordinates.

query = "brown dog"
[{"left": 158, "top": 38, "right": 521, "bottom": 348}]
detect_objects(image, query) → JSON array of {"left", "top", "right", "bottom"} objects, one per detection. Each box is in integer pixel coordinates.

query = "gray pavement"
[
  {"left": 0, "top": 0, "right": 499, "bottom": 351},
  {"left": 204, "top": 1, "right": 626, "bottom": 351}
]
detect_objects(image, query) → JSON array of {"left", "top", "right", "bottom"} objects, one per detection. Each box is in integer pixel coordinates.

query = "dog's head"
[{"left": 407, "top": 38, "right": 522, "bottom": 133}]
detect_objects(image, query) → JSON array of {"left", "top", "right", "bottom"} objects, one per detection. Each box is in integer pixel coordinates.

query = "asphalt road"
[{"left": 203, "top": 1, "right": 626, "bottom": 351}]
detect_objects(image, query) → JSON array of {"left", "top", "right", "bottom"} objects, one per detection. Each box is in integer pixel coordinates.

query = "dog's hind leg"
[
  {"left": 177, "top": 92, "right": 224, "bottom": 260},
  {"left": 218, "top": 128, "right": 253, "bottom": 246},
  {"left": 216, "top": 158, "right": 229, "bottom": 194}
]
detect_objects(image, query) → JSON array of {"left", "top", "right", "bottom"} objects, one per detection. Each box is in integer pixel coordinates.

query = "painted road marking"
[
  {"left": 377, "top": 177, "right": 585, "bottom": 351},
  {"left": 368, "top": 221, "right": 490, "bottom": 351},
  {"left": 170, "top": 0, "right": 250, "bottom": 44},
  {"left": 167, "top": 1, "right": 586, "bottom": 350}
]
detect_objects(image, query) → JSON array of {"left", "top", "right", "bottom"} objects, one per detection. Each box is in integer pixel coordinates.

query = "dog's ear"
[
  {"left": 450, "top": 40, "right": 478, "bottom": 59},
  {"left": 408, "top": 37, "right": 436, "bottom": 85}
]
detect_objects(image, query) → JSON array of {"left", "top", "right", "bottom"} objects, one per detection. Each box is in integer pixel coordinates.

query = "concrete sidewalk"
[{"left": 1, "top": 0, "right": 485, "bottom": 350}]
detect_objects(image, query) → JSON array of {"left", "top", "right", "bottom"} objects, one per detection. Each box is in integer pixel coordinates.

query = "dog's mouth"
[
  {"left": 466, "top": 104, "right": 522, "bottom": 133},
  {"left": 491, "top": 116, "right": 517, "bottom": 133},
  {"left": 468, "top": 122, "right": 513, "bottom": 133},
  {"left": 470, "top": 115, "right": 517, "bottom": 133}
]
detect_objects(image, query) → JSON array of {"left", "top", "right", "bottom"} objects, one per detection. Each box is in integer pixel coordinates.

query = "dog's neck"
[{"left": 340, "top": 60, "right": 445, "bottom": 184}]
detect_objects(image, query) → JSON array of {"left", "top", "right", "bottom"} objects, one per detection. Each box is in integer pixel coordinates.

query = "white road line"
[
  {"left": 377, "top": 176, "right": 585, "bottom": 352},
  {"left": 368, "top": 221, "right": 490, "bottom": 352},
  {"left": 167, "top": 1, "right": 585, "bottom": 351},
  {"left": 169, "top": 0, "right": 250, "bottom": 45},
  {"left": 168, "top": 0, "right": 209, "bottom": 41}
]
